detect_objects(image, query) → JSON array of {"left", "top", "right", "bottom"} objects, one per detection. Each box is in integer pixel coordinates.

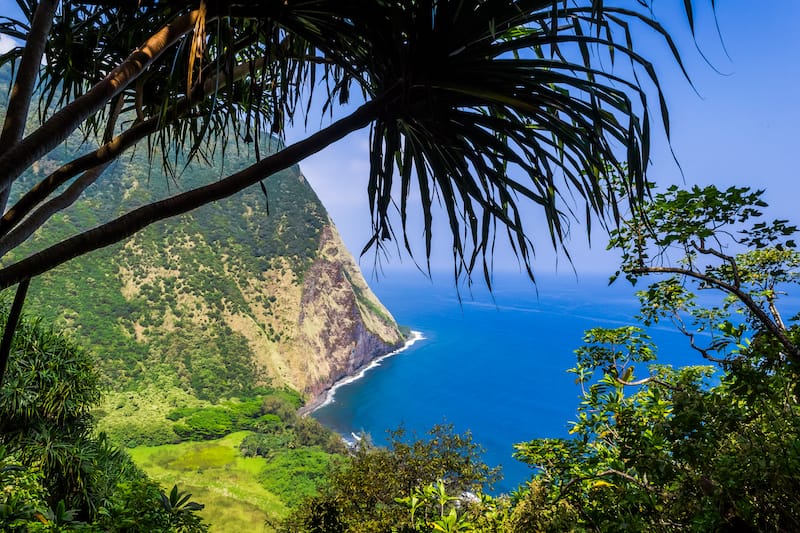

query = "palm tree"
[{"left": 0, "top": 1, "right": 701, "bottom": 378}]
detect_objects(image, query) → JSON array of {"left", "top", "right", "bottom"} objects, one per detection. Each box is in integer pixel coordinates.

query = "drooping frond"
[{"left": 289, "top": 0, "right": 686, "bottom": 282}]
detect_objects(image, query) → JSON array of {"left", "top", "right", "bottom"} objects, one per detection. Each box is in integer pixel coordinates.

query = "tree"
[
  {"left": 0, "top": 304, "right": 208, "bottom": 531},
  {"left": 513, "top": 185, "right": 800, "bottom": 531},
  {"left": 0, "top": 0, "right": 700, "bottom": 373},
  {"left": 282, "top": 424, "right": 498, "bottom": 532}
]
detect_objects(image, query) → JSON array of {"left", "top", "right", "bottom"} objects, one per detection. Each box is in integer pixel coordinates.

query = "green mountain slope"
[{"left": 5, "top": 133, "right": 405, "bottom": 402}]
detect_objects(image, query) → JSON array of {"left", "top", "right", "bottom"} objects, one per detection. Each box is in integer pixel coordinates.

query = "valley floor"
[{"left": 128, "top": 431, "right": 286, "bottom": 533}]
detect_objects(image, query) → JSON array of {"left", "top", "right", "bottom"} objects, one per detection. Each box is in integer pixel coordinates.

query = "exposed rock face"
[{"left": 296, "top": 225, "right": 403, "bottom": 396}]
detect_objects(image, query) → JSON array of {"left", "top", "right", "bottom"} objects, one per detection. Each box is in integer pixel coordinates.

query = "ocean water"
[{"left": 312, "top": 272, "right": 707, "bottom": 494}]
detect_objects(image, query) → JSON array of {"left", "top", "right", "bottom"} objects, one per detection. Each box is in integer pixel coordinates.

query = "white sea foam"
[{"left": 311, "top": 330, "right": 424, "bottom": 412}]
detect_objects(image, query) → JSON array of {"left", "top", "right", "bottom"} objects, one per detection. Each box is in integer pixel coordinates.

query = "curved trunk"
[
  {"left": 0, "top": 95, "right": 387, "bottom": 289},
  {"left": 0, "top": 278, "right": 29, "bottom": 389},
  {"left": 0, "top": 0, "right": 58, "bottom": 211}
]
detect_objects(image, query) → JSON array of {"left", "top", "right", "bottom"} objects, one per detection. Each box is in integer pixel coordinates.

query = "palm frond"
[
  {"left": 293, "top": 0, "right": 687, "bottom": 281},
  {"left": 0, "top": 0, "right": 697, "bottom": 285}
]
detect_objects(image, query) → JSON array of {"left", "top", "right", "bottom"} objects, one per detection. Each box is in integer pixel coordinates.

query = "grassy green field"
[{"left": 128, "top": 431, "right": 287, "bottom": 532}]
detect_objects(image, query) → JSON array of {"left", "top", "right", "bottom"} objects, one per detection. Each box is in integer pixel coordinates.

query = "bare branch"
[
  {"left": 769, "top": 299, "right": 786, "bottom": 331},
  {"left": 692, "top": 239, "right": 740, "bottom": 287},
  {"left": 613, "top": 375, "right": 678, "bottom": 389},
  {"left": 597, "top": 469, "right": 663, "bottom": 494},
  {"left": 670, "top": 312, "right": 729, "bottom": 365}
]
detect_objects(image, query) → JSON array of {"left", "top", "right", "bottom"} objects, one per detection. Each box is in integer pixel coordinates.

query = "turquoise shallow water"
[{"left": 312, "top": 273, "right": 704, "bottom": 494}]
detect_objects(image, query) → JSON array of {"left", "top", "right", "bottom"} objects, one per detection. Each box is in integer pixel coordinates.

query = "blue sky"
[{"left": 1, "top": 2, "right": 798, "bottom": 283}]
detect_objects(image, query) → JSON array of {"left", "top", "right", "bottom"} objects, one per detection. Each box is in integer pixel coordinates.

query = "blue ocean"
[{"left": 312, "top": 272, "right": 705, "bottom": 494}]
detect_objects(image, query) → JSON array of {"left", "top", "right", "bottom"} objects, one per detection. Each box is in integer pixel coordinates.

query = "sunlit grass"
[{"left": 128, "top": 431, "right": 287, "bottom": 532}]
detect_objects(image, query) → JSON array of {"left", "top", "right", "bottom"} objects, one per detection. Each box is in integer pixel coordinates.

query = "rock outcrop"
[{"left": 295, "top": 224, "right": 403, "bottom": 396}]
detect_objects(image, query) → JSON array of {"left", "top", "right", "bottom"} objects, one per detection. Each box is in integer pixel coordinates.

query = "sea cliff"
[{"left": 11, "top": 138, "right": 405, "bottom": 402}]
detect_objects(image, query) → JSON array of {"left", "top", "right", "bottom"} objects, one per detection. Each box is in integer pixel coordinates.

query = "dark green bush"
[{"left": 259, "top": 447, "right": 335, "bottom": 507}]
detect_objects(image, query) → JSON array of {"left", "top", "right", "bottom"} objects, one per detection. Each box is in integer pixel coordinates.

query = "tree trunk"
[
  {"left": 0, "top": 0, "right": 57, "bottom": 212},
  {"left": 0, "top": 279, "right": 30, "bottom": 389},
  {"left": 0, "top": 93, "right": 389, "bottom": 289}
]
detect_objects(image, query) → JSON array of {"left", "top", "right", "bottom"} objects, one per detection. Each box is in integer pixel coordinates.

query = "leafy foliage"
[
  {"left": 0, "top": 308, "right": 208, "bottom": 531},
  {"left": 0, "top": 446, "right": 50, "bottom": 531},
  {"left": 609, "top": 183, "right": 799, "bottom": 363},
  {"left": 512, "top": 185, "right": 800, "bottom": 531},
  {"left": 166, "top": 392, "right": 318, "bottom": 444},
  {"left": 282, "top": 424, "right": 498, "bottom": 532},
  {"left": 259, "top": 447, "right": 337, "bottom": 507}
]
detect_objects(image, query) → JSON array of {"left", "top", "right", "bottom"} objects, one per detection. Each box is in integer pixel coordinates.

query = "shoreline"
[{"left": 298, "top": 330, "right": 425, "bottom": 416}]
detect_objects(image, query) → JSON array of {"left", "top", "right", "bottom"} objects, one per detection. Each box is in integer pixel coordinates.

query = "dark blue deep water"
[{"left": 312, "top": 273, "right": 702, "bottom": 494}]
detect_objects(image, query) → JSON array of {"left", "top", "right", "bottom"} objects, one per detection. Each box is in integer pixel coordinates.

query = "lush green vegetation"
[
  {"left": 6, "top": 180, "right": 798, "bottom": 532},
  {"left": 6, "top": 134, "right": 327, "bottom": 396},
  {"left": 0, "top": 308, "right": 208, "bottom": 532},
  {"left": 126, "top": 394, "right": 347, "bottom": 531},
  {"left": 0, "top": 304, "right": 350, "bottom": 532},
  {"left": 280, "top": 185, "right": 800, "bottom": 532},
  {"left": 5, "top": 118, "right": 797, "bottom": 532},
  {"left": 0, "top": 61, "right": 330, "bottom": 397},
  {"left": 3, "top": 2, "right": 764, "bottom": 531},
  {"left": 281, "top": 425, "right": 499, "bottom": 533},
  {"left": 129, "top": 432, "right": 289, "bottom": 532}
]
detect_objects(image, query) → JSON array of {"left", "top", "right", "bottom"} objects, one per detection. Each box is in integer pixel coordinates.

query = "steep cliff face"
[
  {"left": 110, "top": 217, "right": 404, "bottom": 398},
  {"left": 295, "top": 225, "right": 403, "bottom": 396},
  {"left": 11, "top": 142, "right": 404, "bottom": 401}
]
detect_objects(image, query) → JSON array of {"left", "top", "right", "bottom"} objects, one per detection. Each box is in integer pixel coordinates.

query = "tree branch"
[
  {"left": 0, "top": 95, "right": 124, "bottom": 255},
  {"left": 631, "top": 265, "right": 800, "bottom": 362},
  {"left": 0, "top": 9, "right": 203, "bottom": 197},
  {"left": 692, "top": 239, "right": 740, "bottom": 287},
  {"left": 559, "top": 467, "right": 663, "bottom": 497},
  {"left": 597, "top": 469, "right": 662, "bottom": 494},
  {"left": 613, "top": 375, "right": 677, "bottom": 389},
  {"left": 0, "top": 0, "right": 57, "bottom": 212},
  {"left": 766, "top": 292, "right": 787, "bottom": 331},
  {"left": 0, "top": 163, "right": 112, "bottom": 258},
  {"left": 670, "top": 312, "right": 730, "bottom": 365},
  {"left": 0, "top": 93, "right": 390, "bottom": 289},
  {"left": 0, "top": 58, "right": 263, "bottom": 241}
]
